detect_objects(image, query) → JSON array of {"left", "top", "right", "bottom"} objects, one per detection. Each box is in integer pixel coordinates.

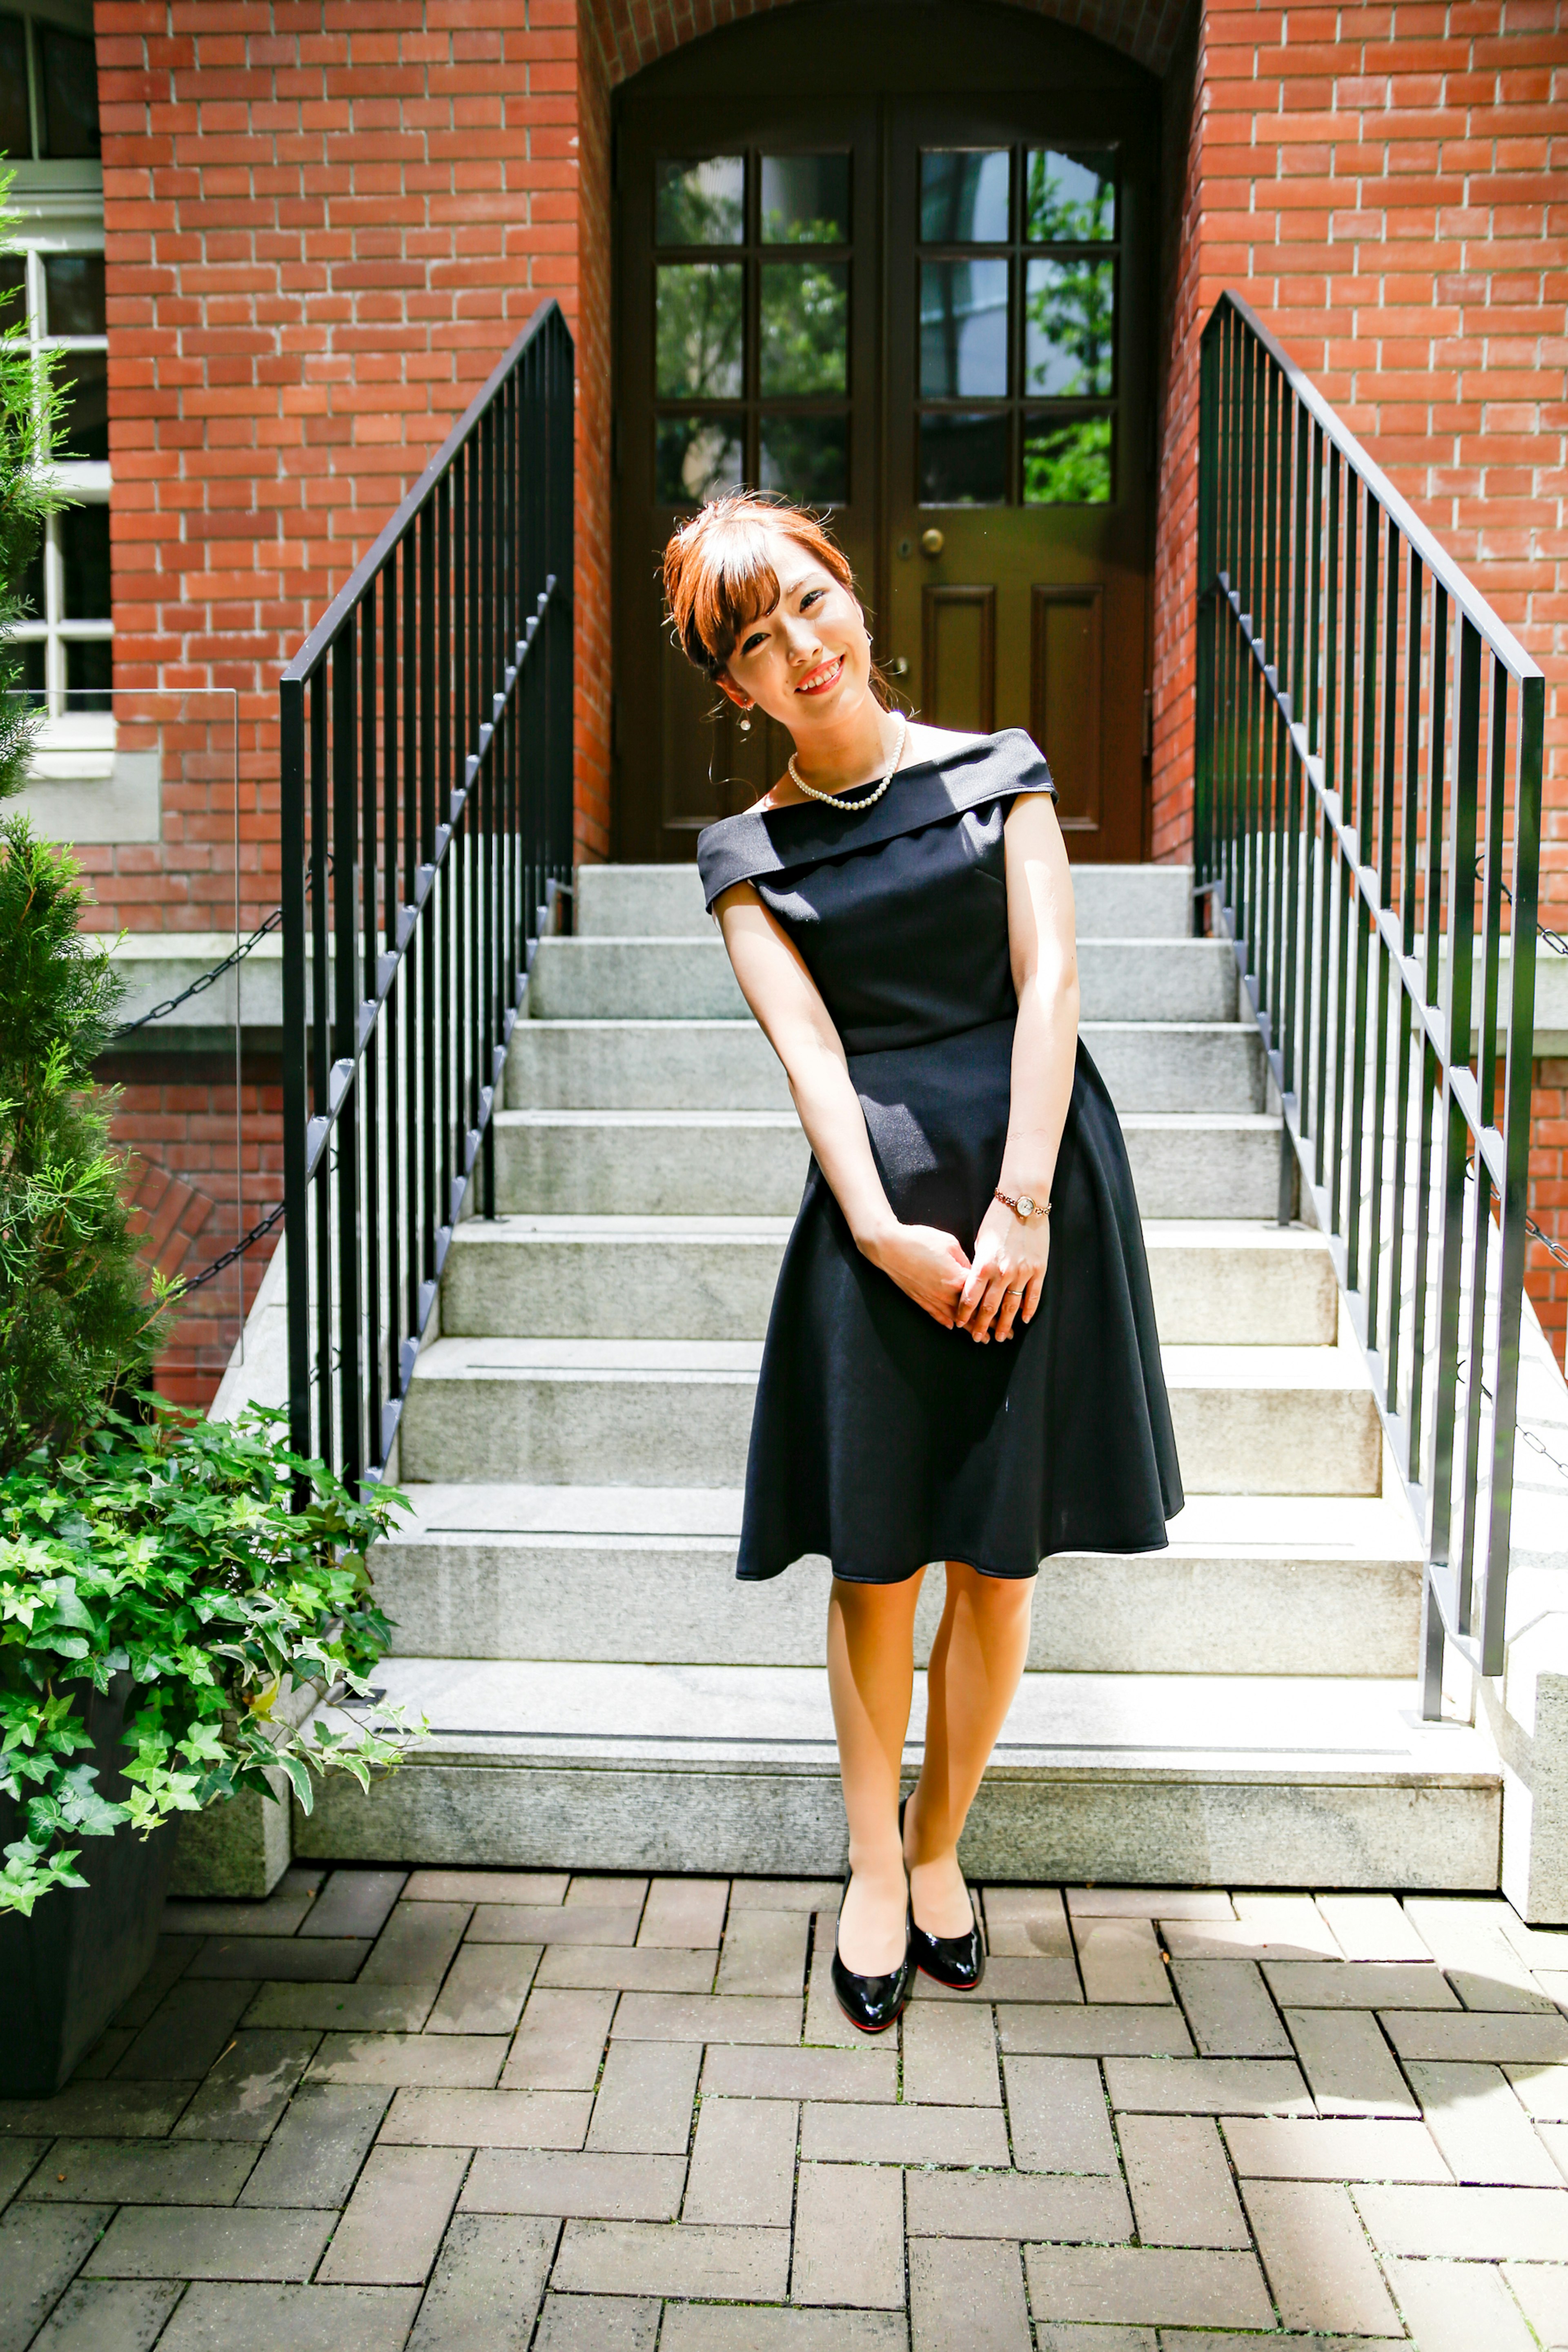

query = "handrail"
[
  {"left": 1195, "top": 290, "right": 1545, "bottom": 1715},
  {"left": 280, "top": 299, "right": 575, "bottom": 1488}
]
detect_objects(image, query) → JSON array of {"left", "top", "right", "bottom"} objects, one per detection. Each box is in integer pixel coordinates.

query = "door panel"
[
  {"left": 1032, "top": 583, "right": 1104, "bottom": 830},
  {"left": 924, "top": 586, "right": 996, "bottom": 734}
]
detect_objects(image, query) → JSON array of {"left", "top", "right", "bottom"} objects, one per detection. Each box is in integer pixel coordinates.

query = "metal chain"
[
  {"left": 175, "top": 1199, "right": 284, "bottom": 1294},
  {"left": 113, "top": 904, "right": 285, "bottom": 1037},
  {"left": 1472, "top": 858, "right": 1566, "bottom": 957}
]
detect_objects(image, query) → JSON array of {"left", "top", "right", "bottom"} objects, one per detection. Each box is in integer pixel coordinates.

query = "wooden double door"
[{"left": 612, "top": 2, "right": 1159, "bottom": 863}]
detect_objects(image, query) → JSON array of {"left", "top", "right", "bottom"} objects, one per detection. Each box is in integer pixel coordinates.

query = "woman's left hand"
[{"left": 954, "top": 1198, "right": 1049, "bottom": 1343}]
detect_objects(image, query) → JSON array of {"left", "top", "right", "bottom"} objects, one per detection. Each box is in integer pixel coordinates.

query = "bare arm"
[
  {"left": 713, "top": 882, "right": 971, "bottom": 1328},
  {"left": 954, "top": 790, "right": 1080, "bottom": 1343}
]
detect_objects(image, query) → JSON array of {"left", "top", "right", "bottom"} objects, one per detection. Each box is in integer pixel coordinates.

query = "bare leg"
[
  {"left": 827, "top": 1569, "right": 925, "bottom": 1973},
  {"left": 904, "top": 1562, "right": 1034, "bottom": 1937}
]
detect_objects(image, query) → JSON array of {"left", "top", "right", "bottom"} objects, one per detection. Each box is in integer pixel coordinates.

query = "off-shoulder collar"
[{"left": 696, "top": 728, "right": 1054, "bottom": 911}]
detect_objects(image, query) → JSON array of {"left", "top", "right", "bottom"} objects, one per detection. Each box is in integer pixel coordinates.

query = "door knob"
[{"left": 920, "top": 528, "right": 945, "bottom": 557}]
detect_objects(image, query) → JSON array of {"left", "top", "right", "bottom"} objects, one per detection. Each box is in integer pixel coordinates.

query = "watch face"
[{"left": 1017, "top": 1195, "right": 1035, "bottom": 1219}]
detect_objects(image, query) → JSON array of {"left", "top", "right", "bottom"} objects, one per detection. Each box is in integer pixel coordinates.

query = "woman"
[{"left": 675, "top": 494, "right": 1181, "bottom": 2032}]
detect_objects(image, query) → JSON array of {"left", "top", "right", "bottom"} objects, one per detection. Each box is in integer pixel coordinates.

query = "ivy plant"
[{"left": 0, "top": 1402, "right": 419, "bottom": 1915}]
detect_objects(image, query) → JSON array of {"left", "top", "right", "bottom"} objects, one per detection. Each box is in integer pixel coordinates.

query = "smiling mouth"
[{"left": 795, "top": 655, "right": 844, "bottom": 695}]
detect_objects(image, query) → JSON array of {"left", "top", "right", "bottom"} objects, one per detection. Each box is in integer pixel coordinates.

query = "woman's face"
[{"left": 719, "top": 530, "right": 874, "bottom": 737}]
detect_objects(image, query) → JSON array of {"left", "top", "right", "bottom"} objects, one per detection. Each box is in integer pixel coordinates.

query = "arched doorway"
[{"left": 611, "top": 0, "right": 1160, "bottom": 862}]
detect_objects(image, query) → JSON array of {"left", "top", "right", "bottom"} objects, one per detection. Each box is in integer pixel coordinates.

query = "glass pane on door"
[
  {"left": 920, "top": 149, "right": 1009, "bottom": 242},
  {"left": 656, "top": 263, "right": 744, "bottom": 398},
  {"left": 760, "top": 261, "right": 849, "bottom": 394},
  {"left": 1025, "top": 150, "right": 1117, "bottom": 242},
  {"left": 1024, "top": 258, "right": 1115, "bottom": 398},
  {"left": 761, "top": 155, "right": 850, "bottom": 243},
  {"left": 656, "top": 156, "right": 744, "bottom": 245},
  {"left": 656, "top": 416, "right": 744, "bottom": 505},
  {"left": 919, "top": 259, "right": 1008, "bottom": 397},
  {"left": 759, "top": 414, "right": 848, "bottom": 502},
  {"left": 1023, "top": 412, "right": 1114, "bottom": 504}
]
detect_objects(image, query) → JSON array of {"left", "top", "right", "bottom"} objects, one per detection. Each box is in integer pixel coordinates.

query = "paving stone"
[
  {"left": 1022, "top": 2244, "right": 1273, "bottom": 2328},
  {"left": 611, "top": 1993, "right": 800, "bottom": 2044},
  {"left": 405, "top": 2211, "right": 555, "bottom": 2349},
  {"left": 1382, "top": 2009, "right": 1568, "bottom": 2062},
  {"left": 1503, "top": 2261, "right": 1568, "bottom": 2347},
  {"left": 306, "top": 2033, "right": 507, "bottom": 2088},
  {"left": 565, "top": 1876, "right": 648, "bottom": 1910},
  {"left": 1103, "top": 2057, "right": 1311, "bottom": 2115},
  {"left": 1003, "top": 2054, "right": 1117, "bottom": 2173},
  {"left": 536, "top": 2291, "right": 658, "bottom": 2349},
  {"left": 22, "top": 2137, "right": 257, "bottom": 2205},
  {"left": 154, "top": 2282, "right": 422, "bottom": 2352},
  {"left": 239, "top": 2083, "right": 389, "bottom": 2207},
  {"left": 243, "top": 1983, "right": 437, "bottom": 2033},
  {"left": 683, "top": 2096, "right": 796, "bottom": 2226},
  {"left": 1530, "top": 2118, "right": 1568, "bottom": 2179},
  {"left": 500, "top": 1989, "right": 616, "bottom": 2091},
  {"left": 639, "top": 1879, "right": 729, "bottom": 1948},
  {"left": 0, "top": 2205, "right": 116, "bottom": 2352},
  {"left": 1118, "top": 2115, "right": 1249, "bottom": 2247},
  {"left": 912, "top": 1954, "right": 1079, "bottom": 2002},
  {"left": 69, "top": 2031, "right": 136, "bottom": 2081},
  {"left": 903, "top": 1998, "right": 1000, "bottom": 2104},
  {"left": 715, "top": 1909, "right": 810, "bottom": 1996},
  {"left": 1505, "top": 2062, "right": 1568, "bottom": 2119},
  {"left": 803, "top": 1920, "right": 862, "bottom": 2050},
  {"left": 360, "top": 1903, "right": 471, "bottom": 1986},
  {"left": 910, "top": 2235, "right": 1031, "bottom": 2350},
  {"left": 111, "top": 1940, "right": 202, "bottom": 2031},
  {"left": 551, "top": 2217, "right": 790, "bottom": 2299},
  {"left": 1172, "top": 1960, "right": 1291, "bottom": 2057},
  {"left": 1401, "top": 1898, "right": 1556, "bottom": 2011},
  {"left": 379, "top": 2088, "right": 591, "bottom": 2147},
  {"left": 171, "top": 2030, "right": 318, "bottom": 2140},
  {"left": 405, "top": 1871, "right": 566, "bottom": 1904},
  {"left": 1405, "top": 2059, "right": 1564, "bottom": 2185},
  {"left": 1158, "top": 2338, "right": 1397, "bottom": 2352},
  {"left": 461, "top": 2150, "right": 686, "bottom": 2219},
  {"left": 1033, "top": 2330, "right": 1156, "bottom": 2352},
  {"left": 1385, "top": 2254, "right": 1539, "bottom": 2352},
  {"left": 1352, "top": 2181, "right": 1568, "bottom": 2259},
  {"left": 0, "top": 2085, "right": 188, "bottom": 2139},
  {"left": 586, "top": 2039, "right": 699, "bottom": 2154},
  {"left": 728, "top": 1880, "right": 842, "bottom": 1913},
  {"left": 1314, "top": 1893, "right": 1433, "bottom": 1962},
  {"left": 1163, "top": 1916, "right": 1339, "bottom": 1962},
  {"left": 189, "top": 1938, "right": 368, "bottom": 1982},
  {"left": 1065, "top": 1889, "right": 1234, "bottom": 1921},
  {"left": 905, "top": 2168, "right": 1131, "bottom": 2242},
  {"left": 425, "top": 1945, "right": 539, "bottom": 2036},
  {"left": 1222, "top": 2115, "right": 1452, "bottom": 2180},
  {"left": 662, "top": 2308, "right": 904, "bottom": 2350},
  {"left": 0, "top": 2140, "right": 45, "bottom": 2205},
  {"left": 537, "top": 1946, "right": 715, "bottom": 1992},
  {"left": 319, "top": 2144, "right": 469, "bottom": 2286},
  {"left": 299, "top": 1870, "right": 407, "bottom": 1940},
  {"left": 1241, "top": 2176, "right": 1400, "bottom": 2334},
  {"left": 163, "top": 1873, "right": 325, "bottom": 1940},
  {"left": 1499, "top": 1914, "right": 1568, "bottom": 1971},
  {"left": 113, "top": 1978, "right": 256, "bottom": 2079},
  {"left": 1537, "top": 1970, "right": 1568, "bottom": 2009},
  {"left": 996, "top": 2004, "right": 1193, "bottom": 2057},
  {"left": 983, "top": 1886, "right": 1074, "bottom": 1956},
  {"left": 470, "top": 1905, "right": 641, "bottom": 1947},
  {"left": 1262, "top": 1959, "right": 1457, "bottom": 2009},
  {"left": 793, "top": 2161, "right": 903, "bottom": 2308},
  {"left": 28, "top": 2279, "right": 183, "bottom": 2352},
  {"left": 800, "top": 2098, "right": 1008, "bottom": 2165},
  {"left": 1074, "top": 1918, "right": 1171, "bottom": 2005},
  {"left": 703, "top": 2044, "right": 896, "bottom": 2103},
  {"left": 1285, "top": 2009, "right": 1418, "bottom": 2117},
  {"left": 83, "top": 2205, "right": 335, "bottom": 2281}
]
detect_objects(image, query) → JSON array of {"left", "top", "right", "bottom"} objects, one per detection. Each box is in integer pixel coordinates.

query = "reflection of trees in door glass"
[
  {"left": 760, "top": 263, "right": 848, "bottom": 395},
  {"left": 759, "top": 414, "right": 847, "bottom": 503},
  {"left": 1025, "top": 150, "right": 1116, "bottom": 243},
  {"left": 761, "top": 155, "right": 850, "bottom": 244},
  {"left": 919, "top": 259, "right": 1008, "bottom": 398},
  {"left": 919, "top": 150, "right": 1009, "bottom": 243},
  {"left": 656, "top": 416, "right": 744, "bottom": 506},
  {"left": 656, "top": 263, "right": 744, "bottom": 399},
  {"left": 655, "top": 157, "right": 744, "bottom": 245},
  {"left": 1023, "top": 412, "right": 1113, "bottom": 504},
  {"left": 1024, "top": 258, "right": 1115, "bottom": 398}
]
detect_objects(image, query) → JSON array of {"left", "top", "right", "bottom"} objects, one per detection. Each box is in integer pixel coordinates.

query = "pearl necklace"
[{"left": 788, "top": 713, "right": 907, "bottom": 812}]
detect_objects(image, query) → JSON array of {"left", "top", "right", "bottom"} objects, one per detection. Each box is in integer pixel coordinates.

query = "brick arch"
[{"left": 588, "top": 0, "right": 1188, "bottom": 84}]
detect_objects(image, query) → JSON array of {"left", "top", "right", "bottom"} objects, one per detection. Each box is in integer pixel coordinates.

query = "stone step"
[
  {"left": 398, "top": 1337, "right": 1383, "bottom": 1494},
  {"left": 576, "top": 859, "right": 1196, "bottom": 942},
  {"left": 375, "top": 1486, "right": 1423, "bottom": 1677},
  {"left": 440, "top": 1218, "right": 1338, "bottom": 1347},
  {"left": 527, "top": 935, "right": 1238, "bottom": 1023},
  {"left": 490, "top": 1107, "right": 1286, "bottom": 1219},
  {"left": 300, "top": 1658, "right": 1498, "bottom": 1887},
  {"left": 504, "top": 1018, "right": 1264, "bottom": 1114}
]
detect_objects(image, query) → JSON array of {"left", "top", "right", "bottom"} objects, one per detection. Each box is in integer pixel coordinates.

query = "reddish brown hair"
[{"left": 663, "top": 492, "right": 867, "bottom": 684}]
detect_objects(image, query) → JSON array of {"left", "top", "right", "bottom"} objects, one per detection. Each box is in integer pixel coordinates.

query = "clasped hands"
[{"left": 862, "top": 1197, "right": 1049, "bottom": 1343}]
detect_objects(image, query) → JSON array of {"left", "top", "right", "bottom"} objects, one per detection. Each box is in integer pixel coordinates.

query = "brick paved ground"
[{"left": 3, "top": 1872, "right": 1568, "bottom": 2349}]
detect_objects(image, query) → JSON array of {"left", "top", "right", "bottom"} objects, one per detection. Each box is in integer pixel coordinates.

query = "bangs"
[
  {"left": 664, "top": 492, "right": 855, "bottom": 677},
  {"left": 688, "top": 522, "right": 782, "bottom": 675}
]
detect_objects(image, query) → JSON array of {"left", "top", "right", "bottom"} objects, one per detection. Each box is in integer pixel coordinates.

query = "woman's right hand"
[{"left": 862, "top": 1221, "right": 972, "bottom": 1327}]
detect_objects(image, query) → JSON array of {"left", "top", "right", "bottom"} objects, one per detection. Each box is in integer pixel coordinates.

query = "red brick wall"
[{"left": 1532, "top": 1056, "right": 1568, "bottom": 1358}]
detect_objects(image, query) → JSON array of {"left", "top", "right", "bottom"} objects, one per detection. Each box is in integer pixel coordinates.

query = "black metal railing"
[
  {"left": 280, "top": 301, "right": 574, "bottom": 1488},
  {"left": 1196, "top": 292, "right": 1545, "bottom": 1715}
]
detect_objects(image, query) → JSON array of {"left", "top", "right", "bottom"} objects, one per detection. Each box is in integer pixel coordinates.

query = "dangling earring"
[{"left": 739, "top": 710, "right": 753, "bottom": 733}]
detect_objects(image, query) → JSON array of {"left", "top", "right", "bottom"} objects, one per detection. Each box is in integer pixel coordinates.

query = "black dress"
[{"left": 696, "top": 728, "right": 1183, "bottom": 1586}]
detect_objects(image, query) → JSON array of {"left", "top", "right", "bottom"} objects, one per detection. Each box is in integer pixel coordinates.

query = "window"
[{"left": 2, "top": 2, "right": 109, "bottom": 735}]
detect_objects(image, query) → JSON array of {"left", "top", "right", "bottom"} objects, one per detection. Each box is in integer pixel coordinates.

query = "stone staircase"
[{"left": 300, "top": 863, "right": 1503, "bottom": 1888}]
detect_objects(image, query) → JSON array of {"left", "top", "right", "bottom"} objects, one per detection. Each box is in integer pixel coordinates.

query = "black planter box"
[{"left": 0, "top": 1677, "right": 174, "bottom": 2096}]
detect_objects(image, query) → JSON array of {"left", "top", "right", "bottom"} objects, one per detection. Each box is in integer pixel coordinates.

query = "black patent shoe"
[
  {"left": 901, "top": 1795, "right": 986, "bottom": 1992},
  {"left": 831, "top": 1889, "right": 916, "bottom": 2034}
]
